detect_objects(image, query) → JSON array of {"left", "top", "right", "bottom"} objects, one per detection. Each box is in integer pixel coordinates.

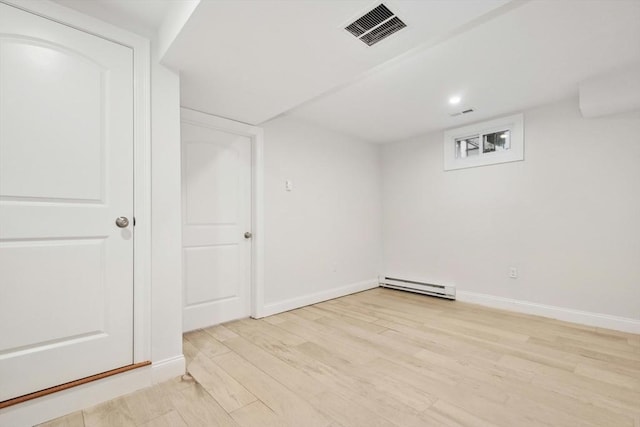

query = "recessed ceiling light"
[{"left": 449, "top": 96, "right": 461, "bottom": 105}]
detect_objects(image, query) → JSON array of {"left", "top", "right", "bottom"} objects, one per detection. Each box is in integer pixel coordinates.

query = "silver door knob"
[
  {"left": 244, "top": 232, "right": 252, "bottom": 239},
  {"left": 115, "top": 217, "right": 129, "bottom": 228}
]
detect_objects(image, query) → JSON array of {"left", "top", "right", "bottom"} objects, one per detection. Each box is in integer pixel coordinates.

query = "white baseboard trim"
[
  {"left": 259, "top": 279, "right": 379, "bottom": 318},
  {"left": 457, "top": 290, "right": 640, "bottom": 334},
  {"left": 0, "top": 355, "right": 186, "bottom": 427},
  {"left": 152, "top": 355, "right": 185, "bottom": 383}
]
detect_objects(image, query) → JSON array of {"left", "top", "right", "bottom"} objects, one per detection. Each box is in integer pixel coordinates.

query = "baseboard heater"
[{"left": 380, "top": 277, "right": 456, "bottom": 300}]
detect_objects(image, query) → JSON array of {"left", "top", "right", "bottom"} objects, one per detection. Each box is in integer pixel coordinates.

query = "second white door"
[{"left": 181, "top": 112, "right": 252, "bottom": 331}]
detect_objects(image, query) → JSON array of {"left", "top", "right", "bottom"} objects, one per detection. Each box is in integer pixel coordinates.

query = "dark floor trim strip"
[{"left": 0, "top": 360, "right": 152, "bottom": 409}]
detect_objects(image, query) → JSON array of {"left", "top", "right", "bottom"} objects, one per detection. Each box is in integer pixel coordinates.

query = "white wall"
[
  {"left": 261, "top": 116, "right": 382, "bottom": 314},
  {"left": 150, "top": 58, "right": 184, "bottom": 369},
  {"left": 381, "top": 98, "right": 640, "bottom": 325}
]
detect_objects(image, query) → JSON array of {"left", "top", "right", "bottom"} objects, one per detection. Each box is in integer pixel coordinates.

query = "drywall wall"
[
  {"left": 261, "top": 116, "right": 382, "bottom": 313},
  {"left": 150, "top": 58, "right": 184, "bottom": 369},
  {"left": 381, "top": 98, "right": 640, "bottom": 323},
  {"left": 579, "top": 62, "right": 640, "bottom": 118}
]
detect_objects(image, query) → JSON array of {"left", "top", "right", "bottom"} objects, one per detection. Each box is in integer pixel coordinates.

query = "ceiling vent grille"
[
  {"left": 449, "top": 108, "right": 475, "bottom": 117},
  {"left": 345, "top": 4, "right": 406, "bottom": 46}
]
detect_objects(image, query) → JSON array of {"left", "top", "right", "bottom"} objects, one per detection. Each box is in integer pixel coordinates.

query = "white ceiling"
[
  {"left": 287, "top": 0, "right": 640, "bottom": 143},
  {"left": 55, "top": 0, "right": 177, "bottom": 38},
  {"left": 161, "top": 0, "right": 511, "bottom": 125},
  {"left": 54, "top": 0, "right": 640, "bottom": 143}
]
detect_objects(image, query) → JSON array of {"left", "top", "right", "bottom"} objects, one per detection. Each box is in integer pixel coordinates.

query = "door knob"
[
  {"left": 115, "top": 216, "right": 129, "bottom": 228},
  {"left": 244, "top": 231, "right": 252, "bottom": 239}
]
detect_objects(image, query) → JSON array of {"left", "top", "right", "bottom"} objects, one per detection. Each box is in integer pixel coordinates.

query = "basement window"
[{"left": 444, "top": 114, "right": 524, "bottom": 171}]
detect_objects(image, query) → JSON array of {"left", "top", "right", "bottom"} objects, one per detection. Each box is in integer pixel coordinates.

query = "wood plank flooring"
[{"left": 40, "top": 288, "right": 640, "bottom": 427}]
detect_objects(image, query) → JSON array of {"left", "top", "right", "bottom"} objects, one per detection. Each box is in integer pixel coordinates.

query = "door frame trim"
[
  {"left": 2, "top": 0, "right": 153, "bottom": 363},
  {"left": 180, "top": 107, "right": 265, "bottom": 319}
]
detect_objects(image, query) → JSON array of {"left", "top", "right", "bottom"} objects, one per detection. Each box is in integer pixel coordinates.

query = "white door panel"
[
  {"left": 1, "top": 239, "right": 107, "bottom": 351},
  {"left": 0, "top": 3, "right": 134, "bottom": 402},
  {"left": 182, "top": 121, "right": 251, "bottom": 331},
  {"left": 183, "top": 246, "right": 240, "bottom": 305},
  {"left": 184, "top": 141, "right": 240, "bottom": 224},
  {"left": 0, "top": 40, "right": 103, "bottom": 201}
]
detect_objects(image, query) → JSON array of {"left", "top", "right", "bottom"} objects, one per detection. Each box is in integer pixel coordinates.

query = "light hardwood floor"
[{"left": 40, "top": 288, "right": 640, "bottom": 427}]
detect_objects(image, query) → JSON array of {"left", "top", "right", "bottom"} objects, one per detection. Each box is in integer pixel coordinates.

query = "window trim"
[{"left": 444, "top": 113, "right": 524, "bottom": 171}]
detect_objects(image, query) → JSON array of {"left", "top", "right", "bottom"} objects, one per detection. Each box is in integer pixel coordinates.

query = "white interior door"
[
  {"left": 0, "top": 4, "right": 134, "bottom": 402},
  {"left": 181, "top": 115, "right": 252, "bottom": 331}
]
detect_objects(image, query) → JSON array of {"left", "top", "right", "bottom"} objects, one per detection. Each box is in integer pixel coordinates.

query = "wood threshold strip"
[{"left": 0, "top": 360, "right": 151, "bottom": 410}]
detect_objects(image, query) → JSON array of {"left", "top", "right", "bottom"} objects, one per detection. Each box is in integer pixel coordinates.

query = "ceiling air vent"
[
  {"left": 345, "top": 4, "right": 406, "bottom": 46},
  {"left": 450, "top": 108, "right": 475, "bottom": 117}
]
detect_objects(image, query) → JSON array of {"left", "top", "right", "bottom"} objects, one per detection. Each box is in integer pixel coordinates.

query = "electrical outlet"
[{"left": 509, "top": 267, "right": 518, "bottom": 279}]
